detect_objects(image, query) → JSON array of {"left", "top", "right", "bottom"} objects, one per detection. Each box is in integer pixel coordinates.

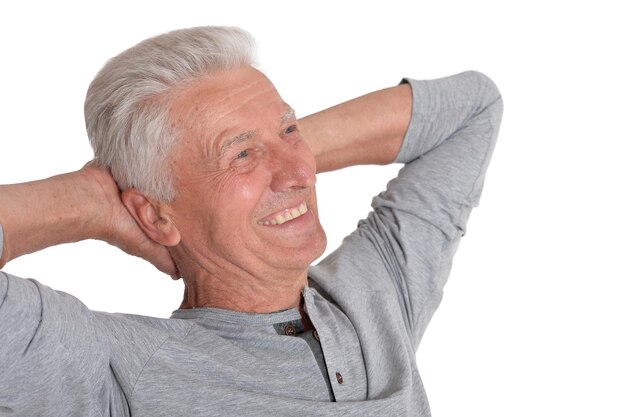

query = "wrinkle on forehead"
[{"left": 167, "top": 67, "right": 289, "bottom": 162}]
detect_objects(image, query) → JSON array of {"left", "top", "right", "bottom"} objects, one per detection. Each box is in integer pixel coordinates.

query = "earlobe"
[{"left": 121, "top": 189, "right": 181, "bottom": 247}]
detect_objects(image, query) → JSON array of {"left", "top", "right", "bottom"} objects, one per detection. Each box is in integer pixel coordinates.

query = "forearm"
[
  {"left": 299, "top": 83, "right": 412, "bottom": 173},
  {"left": 0, "top": 169, "right": 104, "bottom": 267}
]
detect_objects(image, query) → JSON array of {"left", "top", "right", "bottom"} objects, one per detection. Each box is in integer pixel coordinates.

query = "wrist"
[
  {"left": 0, "top": 168, "right": 108, "bottom": 265},
  {"left": 74, "top": 165, "right": 117, "bottom": 241}
]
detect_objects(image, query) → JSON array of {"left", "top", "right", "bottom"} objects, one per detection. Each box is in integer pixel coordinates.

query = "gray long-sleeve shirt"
[{"left": 0, "top": 71, "right": 503, "bottom": 416}]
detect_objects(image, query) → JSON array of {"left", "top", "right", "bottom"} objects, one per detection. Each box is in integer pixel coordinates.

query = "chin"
[
  {"left": 281, "top": 228, "right": 328, "bottom": 269},
  {"left": 302, "top": 227, "right": 328, "bottom": 265}
]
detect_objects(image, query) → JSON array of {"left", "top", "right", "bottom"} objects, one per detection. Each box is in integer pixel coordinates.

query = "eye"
[
  {"left": 236, "top": 149, "right": 249, "bottom": 159},
  {"left": 284, "top": 125, "right": 297, "bottom": 135}
]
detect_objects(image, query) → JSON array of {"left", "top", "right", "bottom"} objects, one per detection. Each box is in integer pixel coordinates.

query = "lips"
[{"left": 258, "top": 202, "right": 308, "bottom": 225}]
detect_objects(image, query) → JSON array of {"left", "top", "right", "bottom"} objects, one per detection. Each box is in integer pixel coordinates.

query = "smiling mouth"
[{"left": 258, "top": 202, "right": 308, "bottom": 225}]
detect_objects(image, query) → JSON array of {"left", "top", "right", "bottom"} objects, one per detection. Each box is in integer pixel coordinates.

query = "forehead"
[{"left": 168, "top": 67, "right": 287, "bottom": 140}]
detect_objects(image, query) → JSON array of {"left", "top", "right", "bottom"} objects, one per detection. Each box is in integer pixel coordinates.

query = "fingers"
[{"left": 81, "top": 161, "right": 182, "bottom": 279}]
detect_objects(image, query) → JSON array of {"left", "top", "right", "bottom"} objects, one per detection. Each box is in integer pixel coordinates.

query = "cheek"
[{"left": 211, "top": 171, "right": 269, "bottom": 222}]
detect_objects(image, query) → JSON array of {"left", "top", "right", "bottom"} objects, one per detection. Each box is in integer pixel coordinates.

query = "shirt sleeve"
[
  {"left": 310, "top": 71, "right": 503, "bottom": 349},
  {"left": 0, "top": 268, "right": 128, "bottom": 415}
]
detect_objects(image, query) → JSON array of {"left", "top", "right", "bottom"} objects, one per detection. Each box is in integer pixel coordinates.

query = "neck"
[{"left": 178, "top": 264, "right": 309, "bottom": 314}]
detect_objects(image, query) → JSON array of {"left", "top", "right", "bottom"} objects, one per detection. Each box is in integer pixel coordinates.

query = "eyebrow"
[
  {"left": 218, "top": 108, "right": 297, "bottom": 157},
  {"left": 281, "top": 108, "right": 296, "bottom": 124},
  {"left": 219, "top": 130, "right": 257, "bottom": 157}
]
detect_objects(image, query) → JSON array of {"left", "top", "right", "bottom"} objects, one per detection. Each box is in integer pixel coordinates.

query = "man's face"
[{"left": 164, "top": 66, "right": 327, "bottom": 279}]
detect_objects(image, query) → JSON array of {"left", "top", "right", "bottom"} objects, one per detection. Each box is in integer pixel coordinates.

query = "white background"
[{"left": 1, "top": 1, "right": 624, "bottom": 416}]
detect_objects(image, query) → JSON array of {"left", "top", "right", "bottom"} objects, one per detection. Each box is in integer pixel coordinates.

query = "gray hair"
[{"left": 84, "top": 26, "right": 257, "bottom": 201}]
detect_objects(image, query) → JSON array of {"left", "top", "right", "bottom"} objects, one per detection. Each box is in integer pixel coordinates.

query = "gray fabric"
[
  {"left": 0, "top": 71, "right": 503, "bottom": 416},
  {"left": 271, "top": 316, "right": 334, "bottom": 399}
]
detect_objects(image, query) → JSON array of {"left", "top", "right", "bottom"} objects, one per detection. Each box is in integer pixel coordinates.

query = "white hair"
[{"left": 84, "top": 26, "right": 257, "bottom": 201}]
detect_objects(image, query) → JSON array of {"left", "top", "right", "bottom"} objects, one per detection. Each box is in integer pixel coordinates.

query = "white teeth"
[{"left": 260, "top": 202, "right": 308, "bottom": 226}]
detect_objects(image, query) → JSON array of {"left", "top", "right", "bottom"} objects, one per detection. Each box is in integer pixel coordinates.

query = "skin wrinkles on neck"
[{"left": 175, "top": 240, "right": 309, "bottom": 313}]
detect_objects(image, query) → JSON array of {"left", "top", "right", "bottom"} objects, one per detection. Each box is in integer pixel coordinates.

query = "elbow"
[
  {"left": 465, "top": 71, "right": 504, "bottom": 117},
  {"left": 460, "top": 71, "right": 504, "bottom": 132}
]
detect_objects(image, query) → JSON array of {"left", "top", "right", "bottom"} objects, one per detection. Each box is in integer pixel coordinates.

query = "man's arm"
[
  {"left": 0, "top": 164, "right": 176, "bottom": 275},
  {"left": 303, "top": 71, "right": 503, "bottom": 348},
  {"left": 299, "top": 84, "right": 412, "bottom": 173}
]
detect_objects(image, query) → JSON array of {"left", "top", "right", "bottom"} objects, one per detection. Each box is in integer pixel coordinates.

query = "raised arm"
[
  {"left": 0, "top": 168, "right": 102, "bottom": 267},
  {"left": 307, "top": 71, "right": 503, "bottom": 347},
  {"left": 0, "top": 164, "right": 176, "bottom": 275},
  {"left": 299, "top": 83, "right": 412, "bottom": 173}
]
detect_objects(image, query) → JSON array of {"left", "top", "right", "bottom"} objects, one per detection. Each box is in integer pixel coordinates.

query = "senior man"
[{"left": 0, "top": 26, "right": 502, "bottom": 416}]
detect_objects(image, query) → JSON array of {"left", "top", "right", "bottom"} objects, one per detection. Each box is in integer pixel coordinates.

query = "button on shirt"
[
  {"left": 272, "top": 310, "right": 335, "bottom": 399},
  {"left": 166, "top": 286, "right": 369, "bottom": 403}
]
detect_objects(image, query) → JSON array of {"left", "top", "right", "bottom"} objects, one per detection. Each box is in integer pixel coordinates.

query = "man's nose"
[{"left": 268, "top": 144, "right": 316, "bottom": 193}]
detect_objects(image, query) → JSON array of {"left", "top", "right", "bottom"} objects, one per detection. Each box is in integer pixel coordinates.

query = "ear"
[{"left": 121, "top": 189, "right": 181, "bottom": 247}]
